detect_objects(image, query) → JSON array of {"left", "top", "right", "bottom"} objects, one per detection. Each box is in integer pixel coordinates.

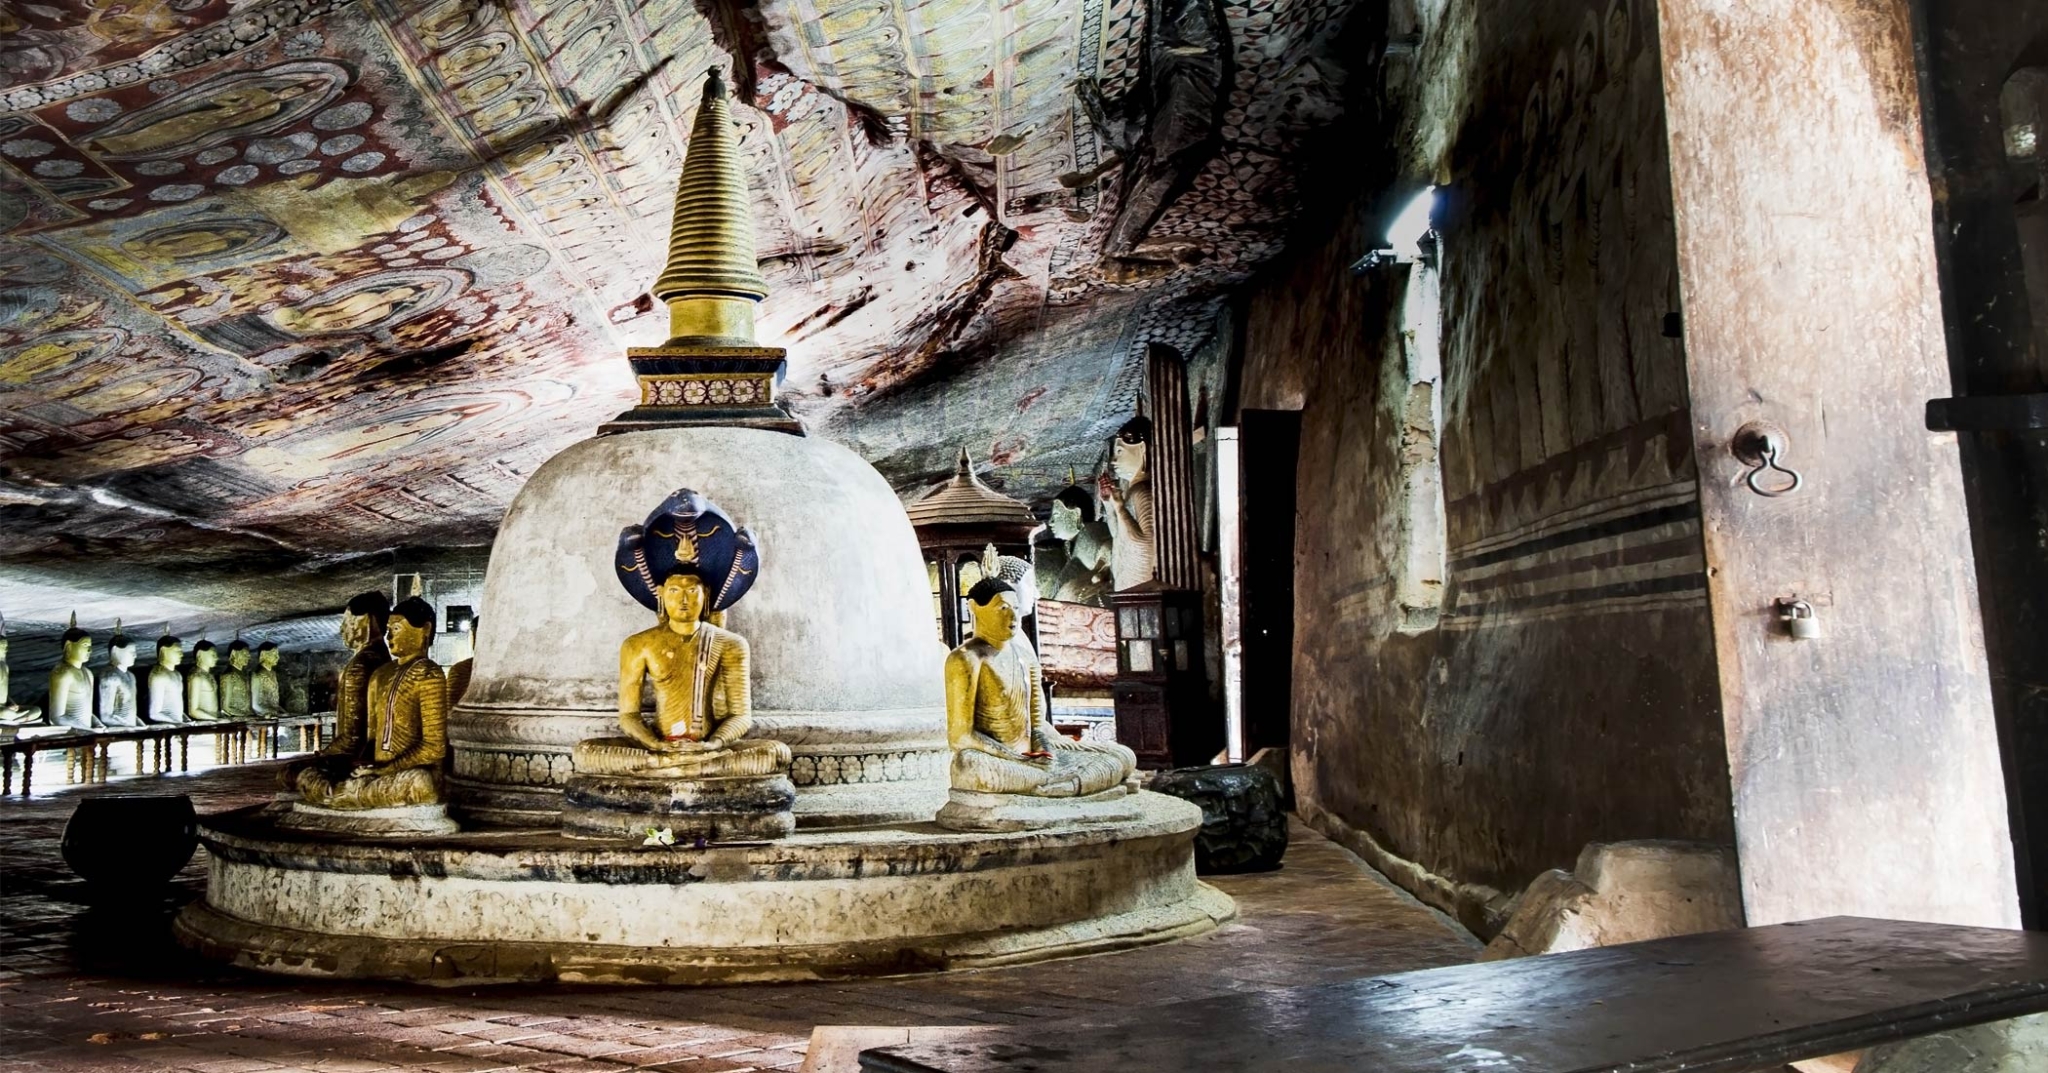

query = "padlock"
[{"left": 1779, "top": 599, "right": 1821, "bottom": 640}]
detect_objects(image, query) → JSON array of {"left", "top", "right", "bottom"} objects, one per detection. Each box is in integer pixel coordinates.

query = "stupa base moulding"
[
  {"left": 272, "top": 801, "right": 460, "bottom": 838},
  {"left": 173, "top": 790, "right": 1231, "bottom": 985}
]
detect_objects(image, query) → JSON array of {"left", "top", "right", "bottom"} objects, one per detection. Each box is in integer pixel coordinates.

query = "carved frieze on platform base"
[{"left": 562, "top": 772, "right": 796, "bottom": 842}]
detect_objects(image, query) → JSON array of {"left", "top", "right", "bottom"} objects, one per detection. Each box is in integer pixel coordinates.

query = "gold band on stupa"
[{"left": 601, "top": 67, "right": 801, "bottom": 437}]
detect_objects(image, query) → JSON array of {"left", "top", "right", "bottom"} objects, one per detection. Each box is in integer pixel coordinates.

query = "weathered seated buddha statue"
[
  {"left": 146, "top": 634, "right": 187, "bottom": 723},
  {"left": 280, "top": 591, "right": 389, "bottom": 790},
  {"left": 283, "top": 593, "right": 456, "bottom": 835},
  {"left": 250, "top": 642, "right": 283, "bottom": 717},
  {"left": 185, "top": 640, "right": 221, "bottom": 721},
  {"left": 0, "top": 622, "right": 46, "bottom": 728},
  {"left": 218, "top": 639, "right": 253, "bottom": 719},
  {"left": 96, "top": 624, "right": 142, "bottom": 728},
  {"left": 48, "top": 615, "right": 97, "bottom": 730},
  {"left": 562, "top": 489, "right": 792, "bottom": 841},
  {"left": 936, "top": 577, "right": 1138, "bottom": 831}
]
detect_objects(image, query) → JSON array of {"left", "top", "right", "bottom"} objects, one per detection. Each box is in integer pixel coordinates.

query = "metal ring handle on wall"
[{"left": 1742, "top": 445, "right": 1803, "bottom": 497}]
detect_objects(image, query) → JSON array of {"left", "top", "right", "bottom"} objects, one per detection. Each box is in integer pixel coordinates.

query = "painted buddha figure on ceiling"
[
  {"left": 147, "top": 634, "right": 186, "bottom": 723},
  {"left": 292, "top": 595, "right": 449, "bottom": 811},
  {"left": 1101, "top": 412, "right": 1157, "bottom": 592},
  {"left": 185, "top": 640, "right": 221, "bottom": 721},
  {"left": 281, "top": 591, "right": 389, "bottom": 790},
  {"left": 573, "top": 490, "right": 787, "bottom": 783},
  {"left": 219, "top": 639, "right": 254, "bottom": 719},
  {"left": 941, "top": 578, "right": 1136, "bottom": 811},
  {"left": 0, "top": 625, "right": 46, "bottom": 727},
  {"left": 251, "top": 642, "right": 283, "bottom": 717},
  {"left": 48, "top": 617, "right": 96, "bottom": 729},
  {"left": 96, "top": 625, "right": 142, "bottom": 728}
]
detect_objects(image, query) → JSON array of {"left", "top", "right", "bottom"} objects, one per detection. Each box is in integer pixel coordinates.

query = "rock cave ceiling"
[{"left": 0, "top": 0, "right": 1369, "bottom": 621}]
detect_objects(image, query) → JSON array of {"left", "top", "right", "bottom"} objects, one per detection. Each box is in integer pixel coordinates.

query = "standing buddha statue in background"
[
  {"left": 251, "top": 642, "right": 283, "bottom": 717},
  {"left": 219, "top": 638, "right": 253, "bottom": 718},
  {"left": 47, "top": 614, "right": 96, "bottom": 729},
  {"left": 147, "top": 634, "right": 186, "bottom": 723},
  {"left": 185, "top": 640, "right": 221, "bottom": 721},
  {"left": 1101, "top": 412, "right": 1157, "bottom": 592},
  {"left": 96, "top": 623, "right": 142, "bottom": 728}
]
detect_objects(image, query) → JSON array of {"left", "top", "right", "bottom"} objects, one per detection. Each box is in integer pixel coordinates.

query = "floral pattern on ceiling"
[{"left": 0, "top": 0, "right": 1367, "bottom": 582}]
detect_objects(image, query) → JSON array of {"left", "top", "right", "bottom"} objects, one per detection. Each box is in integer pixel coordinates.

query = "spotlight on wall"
[
  {"left": 1351, "top": 185, "right": 1439, "bottom": 273},
  {"left": 445, "top": 605, "right": 475, "bottom": 634}
]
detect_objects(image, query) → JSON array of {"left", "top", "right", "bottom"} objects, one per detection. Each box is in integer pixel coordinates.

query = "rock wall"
[{"left": 1239, "top": 0, "right": 1733, "bottom": 931}]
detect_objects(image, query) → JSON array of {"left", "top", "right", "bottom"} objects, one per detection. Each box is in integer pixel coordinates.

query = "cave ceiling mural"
[{"left": 0, "top": 0, "right": 1368, "bottom": 616}]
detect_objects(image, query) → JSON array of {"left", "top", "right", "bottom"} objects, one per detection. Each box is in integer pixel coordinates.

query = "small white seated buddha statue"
[
  {"left": 185, "top": 640, "right": 221, "bottom": 721},
  {"left": 96, "top": 624, "right": 142, "bottom": 728},
  {"left": 0, "top": 622, "right": 46, "bottom": 729},
  {"left": 47, "top": 615, "right": 97, "bottom": 730},
  {"left": 146, "top": 634, "right": 187, "bottom": 723}
]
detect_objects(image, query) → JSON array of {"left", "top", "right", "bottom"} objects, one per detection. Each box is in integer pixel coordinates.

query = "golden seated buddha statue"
[
  {"left": 564, "top": 489, "right": 791, "bottom": 841},
  {"left": 571, "top": 572, "right": 790, "bottom": 781},
  {"left": 937, "top": 576, "right": 1137, "bottom": 831},
  {"left": 283, "top": 592, "right": 457, "bottom": 835}
]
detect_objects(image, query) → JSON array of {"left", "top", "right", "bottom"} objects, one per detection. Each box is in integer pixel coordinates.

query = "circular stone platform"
[{"left": 174, "top": 791, "right": 1233, "bottom": 986}]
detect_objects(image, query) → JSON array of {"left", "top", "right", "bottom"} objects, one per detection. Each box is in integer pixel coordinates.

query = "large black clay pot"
[
  {"left": 1149, "top": 764, "right": 1288, "bottom": 874},
  {"left": 61, "top": 795, "right": 199, "bottom": 890}
]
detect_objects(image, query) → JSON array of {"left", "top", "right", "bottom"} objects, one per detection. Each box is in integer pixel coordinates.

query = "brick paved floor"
[{"left": 0, "top": 763, "right": 1476, "bottom": 1073}]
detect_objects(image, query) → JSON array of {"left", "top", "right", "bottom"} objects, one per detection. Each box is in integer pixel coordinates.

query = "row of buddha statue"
[
  {"left": 263, "top": 487, "right": 1136, "bottom": 842},
  {"left": 0, "top": 619, "right": 297, "bottom": 733}
]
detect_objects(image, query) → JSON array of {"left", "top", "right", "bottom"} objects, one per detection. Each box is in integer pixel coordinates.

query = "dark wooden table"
[{"left": 863, "top": 917, "right": 2048, "bottom": 1073}]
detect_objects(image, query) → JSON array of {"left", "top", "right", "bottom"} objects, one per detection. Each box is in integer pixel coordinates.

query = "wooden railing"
[{"left": 0, "top": 713, "right": 336, "bottom": 797}]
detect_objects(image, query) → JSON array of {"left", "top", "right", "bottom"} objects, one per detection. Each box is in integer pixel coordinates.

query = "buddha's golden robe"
[
  {"left": 251, "top": 668, "right": 282, "bottom": 717},
  {"left": 219, "top": 668, "right": 252, "bottom": 718},
  {"left": 946, "top": 638, "right": 1134, "bottom": 797},
  {"left": 295, "top": 655, "right": 448, "bottom": 808},
  {"left": 185, "top": 671, "right": 220, "bottom": 721},
  {"left": 575, "top": 622, "right": 788, "bottom": 778}
]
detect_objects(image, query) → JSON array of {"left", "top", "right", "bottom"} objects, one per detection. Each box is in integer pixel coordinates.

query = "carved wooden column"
[
  {"left": 1113, "top": 343, "right": 1219, "bottom": 768},
  {"left": 1146, "top": 342, "right": 1202, "bottom": 591}
]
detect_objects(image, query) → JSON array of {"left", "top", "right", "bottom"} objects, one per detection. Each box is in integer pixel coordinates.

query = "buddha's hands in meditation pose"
[
  {"left": 945, "top": 578, "right": 1134, "bottom": 798},
  {"left": 571, "top": 570, "right": 787, "bottom": 780}
]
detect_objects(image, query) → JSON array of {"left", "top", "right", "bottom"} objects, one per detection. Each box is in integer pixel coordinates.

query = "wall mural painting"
[{"left": 0, "top": 0, "right": 1382, "bottom": 575}]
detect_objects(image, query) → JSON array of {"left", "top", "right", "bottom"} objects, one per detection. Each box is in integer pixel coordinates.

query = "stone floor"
[{"left": 0, "top": 763, "right": 1478, "bottom": 1073}]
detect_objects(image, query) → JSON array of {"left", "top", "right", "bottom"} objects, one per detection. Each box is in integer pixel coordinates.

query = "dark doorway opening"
[{"left": 1238, "top": 409, "right": 1301, "bottom": 756}]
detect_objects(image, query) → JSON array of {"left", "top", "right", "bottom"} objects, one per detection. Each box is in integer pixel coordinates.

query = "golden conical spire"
[
  {"left": 654, "top": 67, "right": 768, "bottom": 345},
  {"left": 604, "top": 66, "right": 799, "bottom": 436}
]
